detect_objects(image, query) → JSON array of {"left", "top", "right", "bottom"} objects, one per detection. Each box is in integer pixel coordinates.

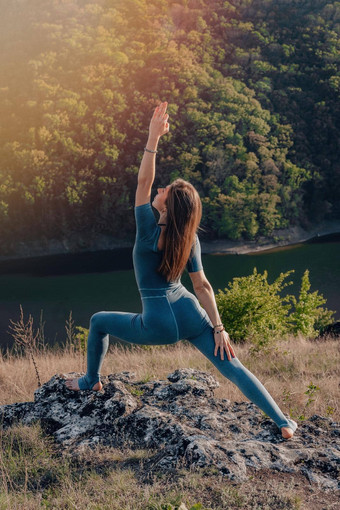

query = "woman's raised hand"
[
  {"left": 214, "top": 328, "right": 237, "bottom": 361},
  {"left": 149, "top": 101, "right": 169, "bottom": 139}
]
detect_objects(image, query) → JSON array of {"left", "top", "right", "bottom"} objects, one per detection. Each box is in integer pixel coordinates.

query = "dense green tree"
[{"left": 0, "top": 0, "right": 338, "bottom": 252}]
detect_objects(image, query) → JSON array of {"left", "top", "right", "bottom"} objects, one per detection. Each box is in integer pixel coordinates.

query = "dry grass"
[
  {"left": 0, "top": 334, "right": 339, "bottom": 421},
  {"left": 0, "top": 421, "right": 339, "bottom": 510},
  {"left": 1, "top": 336, "right": 339, "bottom": 509}
]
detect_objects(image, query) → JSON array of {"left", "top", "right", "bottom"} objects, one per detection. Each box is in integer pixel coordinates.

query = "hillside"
[{"left": 0, "top": 0, "right": 339, "bottom": 255}]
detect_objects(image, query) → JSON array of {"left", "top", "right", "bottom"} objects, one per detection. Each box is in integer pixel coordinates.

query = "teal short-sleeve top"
[{"left": 133, "top": 202, "right": 203, "bottom": 291}]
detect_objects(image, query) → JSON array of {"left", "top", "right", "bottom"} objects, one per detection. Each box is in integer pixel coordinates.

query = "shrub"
[
  {"left": 215, "top": 267, "right": 335, "bottom": 348},
  {"left": 215, "top": 268, "right": 293, "bottom": 348},
  {"left": 289, "top": 270, "right": 335, "bottom": 338}
]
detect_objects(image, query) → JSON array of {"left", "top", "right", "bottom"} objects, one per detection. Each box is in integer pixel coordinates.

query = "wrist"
[
  {"left": 213, "top": 321, "right": 223, "bottom": 329},
  {"left": 213, "top": 322, "right": 223, "bottom": 329},
  {"left": 147, "top": 134, "right": 160, "bottom": 149}
]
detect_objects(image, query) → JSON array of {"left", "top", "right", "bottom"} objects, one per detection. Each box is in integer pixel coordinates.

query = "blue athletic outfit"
[{"left": 77, "top": 201, "right": 296, "bottom": 433}]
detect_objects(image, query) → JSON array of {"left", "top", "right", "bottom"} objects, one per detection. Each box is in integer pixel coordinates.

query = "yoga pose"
[{"left": 66, "top": 101, "right": 297, "bottom": 440}]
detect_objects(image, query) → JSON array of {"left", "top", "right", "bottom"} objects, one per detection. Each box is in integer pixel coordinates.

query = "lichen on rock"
[{"left": 0, "top": 368, "right": 339, "bottom": 490}]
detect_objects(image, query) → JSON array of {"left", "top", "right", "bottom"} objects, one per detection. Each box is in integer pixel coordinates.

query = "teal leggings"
[{"left": 77, "top": 286, "right": 296, "bottom": 432}]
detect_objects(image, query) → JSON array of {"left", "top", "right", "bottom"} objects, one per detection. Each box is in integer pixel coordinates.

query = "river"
[{"left": 0, "top": 233, "right": 339, "bottom": 353}]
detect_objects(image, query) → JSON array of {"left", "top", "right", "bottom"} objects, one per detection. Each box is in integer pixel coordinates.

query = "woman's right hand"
[
  {"left": 149, "top": 101, "right": 169, "bottom": 139},
  {"left": 214, "top": 328, "right": 237, "bottom": 361}
]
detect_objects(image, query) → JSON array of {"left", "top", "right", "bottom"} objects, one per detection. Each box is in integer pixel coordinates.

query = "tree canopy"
[{"left": 0, "top": 0, "right": 338, "bottom": 251}]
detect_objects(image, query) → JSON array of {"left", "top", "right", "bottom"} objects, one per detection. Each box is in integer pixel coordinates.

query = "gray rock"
[{"left": 0, "top": 369, "right": 339, "bottom": 490}]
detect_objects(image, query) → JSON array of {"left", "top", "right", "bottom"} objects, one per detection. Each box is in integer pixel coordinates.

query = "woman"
[{"left": 66, "top": 101, "right": 297, "bottom": 440}]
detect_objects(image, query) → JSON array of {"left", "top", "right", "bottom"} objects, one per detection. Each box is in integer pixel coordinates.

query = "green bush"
[
  {"left": 66, "top": 325, "right": 89, "bottom": 357},
  {"left": 215, "top": 268, "right": 293, "bottom": 348},
  {"left": 215, "top": 268, "right": 335, "bottom": 347},
  {"left": 289, "top": 270, "right": 335, "bottom": 338}
]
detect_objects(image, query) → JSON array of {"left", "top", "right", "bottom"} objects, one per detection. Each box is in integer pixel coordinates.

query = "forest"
[{"left": 0, "top": 0, "right": 339, "bottom": 250}]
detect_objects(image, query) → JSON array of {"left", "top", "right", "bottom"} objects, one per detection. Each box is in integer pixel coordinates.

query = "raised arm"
[
  {"left": 135, "top": 101, "right": 169, "bottom": 207},
  {"left": 189, "top": 270, "right": 237, "bottom": 362}
]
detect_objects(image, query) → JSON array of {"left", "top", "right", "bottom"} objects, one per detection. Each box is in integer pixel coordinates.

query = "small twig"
[
  {"left": 65, "top": 310, "right": 76, "bottom": 349},
  {"left": 37, "top": 309, "right": 47, "bottom": 352},
  {"left": 8, "top": 305, "right": 42, "bottom": 387}
]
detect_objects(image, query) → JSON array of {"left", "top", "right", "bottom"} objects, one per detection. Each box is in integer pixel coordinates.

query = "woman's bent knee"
[{"left": 90, "top": 312, "right": 106, "bottom": 329}]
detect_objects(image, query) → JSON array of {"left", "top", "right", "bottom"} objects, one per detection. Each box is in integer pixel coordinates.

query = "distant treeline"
[{"left": 0, "top": 0, "right": 339, "bottom": 249}]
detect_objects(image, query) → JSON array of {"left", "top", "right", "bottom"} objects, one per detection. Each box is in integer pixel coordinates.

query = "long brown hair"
[{"left": 158, "top": 178, "right": 202, "bottom": 282}]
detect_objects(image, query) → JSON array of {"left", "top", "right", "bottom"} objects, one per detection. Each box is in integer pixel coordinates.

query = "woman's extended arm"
[
  {"left": 191, "top": 275, "right": 237, "bottom": 361},
  {"left": 135, "top": 102, "right": 169, "bottom": 206},
  {"left": 137, "top": 132, "right": 159, "bottom": 185}
]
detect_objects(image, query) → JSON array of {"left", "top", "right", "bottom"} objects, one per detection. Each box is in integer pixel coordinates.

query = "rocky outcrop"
[{"left": 1, "top": 369, "right": 339, "bottom": 490}]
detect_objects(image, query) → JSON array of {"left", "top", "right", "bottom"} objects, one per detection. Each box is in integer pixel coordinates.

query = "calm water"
[{"left": 0, "top": 234, "right": 339, "bottom": 352}]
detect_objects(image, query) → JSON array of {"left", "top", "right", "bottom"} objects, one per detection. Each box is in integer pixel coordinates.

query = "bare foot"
[
  {"left": 281, "top": 426, "right": 294, "bottom": 439},
  {"left": 65, "top": 378, "right": 103, "bottom": 391}
]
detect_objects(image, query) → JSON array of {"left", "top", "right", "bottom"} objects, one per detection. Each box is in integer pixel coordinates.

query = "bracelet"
[
  {"left": 144, "top": 147, "right": 158, "bottom": 154},
  {"left": 213, "top": 323, "right": 223, "bottom": 330}
]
